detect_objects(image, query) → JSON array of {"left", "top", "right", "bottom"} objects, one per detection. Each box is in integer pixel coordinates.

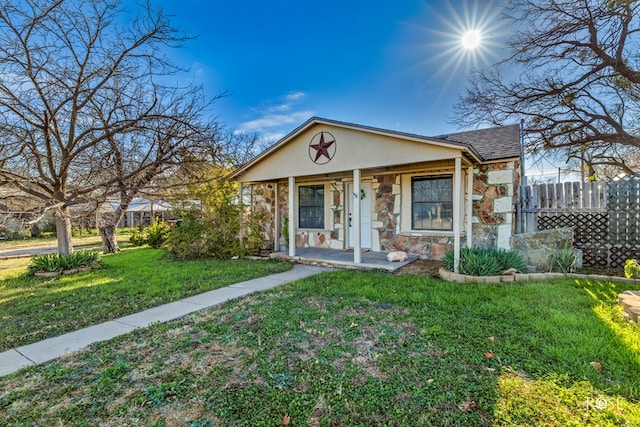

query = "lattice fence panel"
[
  {"left": 537, "top": 213, "right": 609, "bottom": 267},
  {"left": 521, "top": 176, "right": 640, "bottom": 268},
  {"left": 537, "top": 213, "right": 607, "bottom": 243},
  {"left": 605, "top": 175, "right": 640, "bottom": 267},
  {"left": 581, "top": 247, "right": 609, "bottom": 267},
  {"left": 608, "top": 175, "right": 640, "bottom": 248},
  {"left": 609, "top": 246, "right": 640, "bottom": 269}
]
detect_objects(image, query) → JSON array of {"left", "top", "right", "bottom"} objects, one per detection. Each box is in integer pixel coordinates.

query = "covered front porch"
[{"left": 270, "top": 247, "right": 420, "bottom": 271}]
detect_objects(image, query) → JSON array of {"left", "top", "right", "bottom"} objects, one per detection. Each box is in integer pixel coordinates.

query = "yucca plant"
[
  {"left": 442, "top": 247, "right": 527, "bottom": 276},
  {"left": 548, "top": 241, "right": 577, "bottom": 273}
]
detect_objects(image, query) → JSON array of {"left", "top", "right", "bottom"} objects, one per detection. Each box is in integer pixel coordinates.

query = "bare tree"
[
  {"left": 0, "top": 0, "right": 220, "bottom": 254},
  {"left": 453, "top": 0, "right": 640, "bottom": 178}
]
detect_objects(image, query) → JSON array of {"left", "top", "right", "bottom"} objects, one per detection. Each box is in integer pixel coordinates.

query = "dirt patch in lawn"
[{"left": 394, "top": 259, "right": 442, "bottom": 277}]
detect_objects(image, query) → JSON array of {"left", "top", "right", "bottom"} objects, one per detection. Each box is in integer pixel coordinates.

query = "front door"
[{"left": 348, "top": 182, "right": 372, "bottom": 248}]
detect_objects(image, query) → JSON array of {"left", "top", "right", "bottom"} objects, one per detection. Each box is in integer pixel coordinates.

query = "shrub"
[
  {"left": 166, "top": 214, "right": 210, "bottom": 260},
  {"left": 282, "top": 216, "right": 289, "bottom": 244},
  {"left": 624, "top": 259, "right": 640, "bottom": 279},
  {"left": 71, "top": 227, "right": 99, "bottom": 237},
  {"left": 27, "top": 250, "right": 103, "bottom": 275},
  {"left": 127, "top": 220, "right": 171, "bottom": 248},
  {"left": 442, "top": 247, "right": 527, "bottom": 276},
  {"left": 166, "top": 207, "right": 266, "bottom": 260},
  {"left": 129, "top": 229, "right": 147, "bottom": 246},
  {"left": 145, "top": 218, "right": 171, "bottom": 248}
]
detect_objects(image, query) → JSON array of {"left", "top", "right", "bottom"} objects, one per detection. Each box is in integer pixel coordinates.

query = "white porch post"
[
  {"left": 238, "top": 182, "right": 244, "bottom": 250},
  {"left": 274, "top": 182, "right": 280, "bottom": 252},
  {"left": 466, "top": 165, "right": 473, "bottom": 249},
  {"left": 353, "top": 169, "right": 361, "bottom": 264},
  {"left": 453, "top": 157, "right": 462, "bottom": 273},
  {"left": 288, "top": 176, "right": 296, "bottom": 257}
]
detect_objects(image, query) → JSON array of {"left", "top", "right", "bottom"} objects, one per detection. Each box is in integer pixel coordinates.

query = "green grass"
[
  {"left": 0, "top": 247, "right": 292, "bottom": 352},
  {"left": 0, "top": 234, "right": 104, "bottom": 251},
  {"left": 1, "top": 270, "right": 638, "bottom": 425}
]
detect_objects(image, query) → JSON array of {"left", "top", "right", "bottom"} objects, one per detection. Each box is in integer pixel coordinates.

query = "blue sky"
[{"left": 148, "top": 0, "right": 507, "bottom": 143}]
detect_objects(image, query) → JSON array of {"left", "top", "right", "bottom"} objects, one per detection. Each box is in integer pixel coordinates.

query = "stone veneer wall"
[
  {"left": 371, "top": 174, "right": 454, "bottom": 259},
  {"left": 249, "top": 182, "right": 277, "bottom": 250},
  {"left": 472, "top": 160, "right": 519, "bottom": 249},
  {"left": 253, "top": 180, "right": 345, "bottom": 250},
  {"left": 252, "top": 161, "right": 518, "bottom": 255},
  {"left": 294, "top": 180, "right": 345, "bottom": 249}
]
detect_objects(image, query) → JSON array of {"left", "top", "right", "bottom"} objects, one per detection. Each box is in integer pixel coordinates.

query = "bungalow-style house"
[{"left": 230, "top": 117, "right": 521, "bottom": 270}]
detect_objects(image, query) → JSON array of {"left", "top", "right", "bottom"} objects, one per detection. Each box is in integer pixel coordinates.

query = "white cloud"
[
  {"left": 238, "top": 111, "right": 312, "bottom": 133},
  {"left": 285, "top": 91, "right": 306, "bottom": 102},
  {"left": 237, "top": 92, "right": 313, "bottom": 140}
]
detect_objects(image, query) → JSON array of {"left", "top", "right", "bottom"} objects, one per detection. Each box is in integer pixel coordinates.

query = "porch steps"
[{"left": 618, "top": 291, "right": 640, "bottom": 323}]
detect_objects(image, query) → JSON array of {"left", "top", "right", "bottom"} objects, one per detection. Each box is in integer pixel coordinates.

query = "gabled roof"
[{"left": 229, "top": 117, "right": 520, "bottom": 180}]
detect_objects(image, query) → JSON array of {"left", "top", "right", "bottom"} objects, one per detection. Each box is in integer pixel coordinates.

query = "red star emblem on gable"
[{"left": 310, "top": 132, "right": 335, "bottom": 163}]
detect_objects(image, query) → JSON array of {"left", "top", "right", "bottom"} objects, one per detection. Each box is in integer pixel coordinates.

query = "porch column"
[
  {"left": 353, "top": 169, "right": 361, "bottom": 264},
  {"left": 238, "top": 182, "right": 244, "bottom": 250},
  {"left": 466, "top": 165, "right": 473, "bottom": 249},
  {"left": 453, "top": 157, "right": 462, "bottom": 273},
  {"left": 274, "top": 182, "right": 280, "bottom": 252},
  {"left": 288, "top": 176, "right": 296, "bottom": 257}
]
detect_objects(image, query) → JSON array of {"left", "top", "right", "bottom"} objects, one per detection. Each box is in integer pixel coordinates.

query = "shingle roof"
[{"left": 433, "top": 123, "right": 521, "bottom": 161}]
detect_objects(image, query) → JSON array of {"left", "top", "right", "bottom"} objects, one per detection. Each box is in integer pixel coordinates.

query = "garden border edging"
[{"left": 438, "top": 267, "right": 640, "bottom": 284}]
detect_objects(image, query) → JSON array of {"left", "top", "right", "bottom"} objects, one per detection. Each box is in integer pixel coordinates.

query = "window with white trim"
[
  {"left": 411, "top": 175, "right": 453, "bottom": 231},
  {"left": 298, "top": 185, "right": 324, "bottom": 229}
]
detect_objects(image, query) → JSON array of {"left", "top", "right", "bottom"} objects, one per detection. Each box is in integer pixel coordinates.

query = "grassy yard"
[
  {"left": 0, "top": 247, "right": 292, "bottom": 352},
  {"left": 0, "top": 234, "right": 104, "bottom": 252},
  {"left": 1, "top": 268, "right": 639, "bottom": 426}
]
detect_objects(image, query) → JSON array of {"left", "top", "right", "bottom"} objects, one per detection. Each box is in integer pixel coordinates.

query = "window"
[
  {"left": 299, "top": 185, "right": 324, "bottom": 229},
  {"left": 411, "top": 175, "right": 453, "bottom": 230}
]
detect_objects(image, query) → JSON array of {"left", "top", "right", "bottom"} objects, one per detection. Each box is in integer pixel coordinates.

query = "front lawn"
[
  {"left": 0, "top": 247, "right": 292, "bottom": 352},
  {"left": 1, "top": 270, "right": 638, "bottom": 425}
]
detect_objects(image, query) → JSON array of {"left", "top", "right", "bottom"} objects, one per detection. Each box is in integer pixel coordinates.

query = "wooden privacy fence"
[{"left": 517, "top": 175, "right": 640, "bottom": 268}]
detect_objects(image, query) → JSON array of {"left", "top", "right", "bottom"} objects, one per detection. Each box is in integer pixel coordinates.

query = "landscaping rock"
[
  {"left": 510, "top": 228, "right": 582, "bottom": 272},
  {"left": 387, "top": 251, "right": 408, "bottom": 262}
]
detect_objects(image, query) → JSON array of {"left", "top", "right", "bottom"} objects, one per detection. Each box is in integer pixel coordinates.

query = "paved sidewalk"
[{"left": 0, "top": 264, "right": 330, "bottom": 377}]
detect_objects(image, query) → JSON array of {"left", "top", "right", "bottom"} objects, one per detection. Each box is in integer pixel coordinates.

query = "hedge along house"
[{"left": 229, "top": 117, "right": 521, "bottom": 272}]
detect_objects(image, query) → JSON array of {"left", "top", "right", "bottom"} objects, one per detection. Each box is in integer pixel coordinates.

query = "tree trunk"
[
  {"left": 97, "top": 208, "right": 122, "bottom": 253},
  {"left": 54, "top": 207, "right": 73, "bottom": 255},
  {"left": 99, "top": 224, "right": 120, "bottom": 253}
]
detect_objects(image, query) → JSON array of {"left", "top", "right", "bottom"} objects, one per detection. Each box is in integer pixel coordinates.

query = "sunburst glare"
[
  {"left": 402, "top": 0, "right": 506, "bottom": 94},
  {"left": 461, "top": 29, "right": 482, "bottom": 49}
]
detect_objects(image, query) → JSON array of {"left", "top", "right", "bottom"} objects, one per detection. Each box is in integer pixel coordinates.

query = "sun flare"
[
  {"left": 461, "top": 30, "right": 481, "bottom": 49},
  {"left": 409, "top": 0, "right": 505, "bottom": 92}
]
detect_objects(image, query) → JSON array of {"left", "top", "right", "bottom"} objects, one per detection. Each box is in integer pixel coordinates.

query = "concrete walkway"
[{"left": 0, "top": 264, "right": 330, "bottom": 377}]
